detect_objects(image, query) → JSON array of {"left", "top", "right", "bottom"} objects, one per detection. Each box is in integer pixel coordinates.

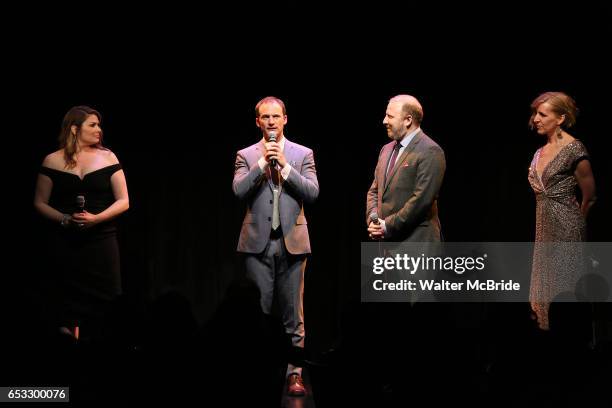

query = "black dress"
[{"left": 39, "top": 164, "right": 123, "bottom": 331}]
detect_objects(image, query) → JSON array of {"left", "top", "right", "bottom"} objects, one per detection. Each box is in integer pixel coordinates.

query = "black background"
[{"left": 4, "top": 1, "right": 612, "bottom": 365}]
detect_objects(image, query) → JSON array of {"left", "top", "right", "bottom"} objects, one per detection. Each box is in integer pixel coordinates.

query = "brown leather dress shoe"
[{"left": 287, "top": 373, "right": 306, "bottom": 397}]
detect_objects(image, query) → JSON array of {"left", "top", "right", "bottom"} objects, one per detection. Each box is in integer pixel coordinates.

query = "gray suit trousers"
[{"left": 245, "top": 234, "right": 306, "bottom": 349}]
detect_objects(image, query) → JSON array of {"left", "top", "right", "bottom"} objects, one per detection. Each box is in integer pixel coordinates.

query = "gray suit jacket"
[
  {"left": 233, "top": 138, "right": 319, "bottom": 254},
  {"left": 366, "top": 130, "right": 446, "bottom": 242}
]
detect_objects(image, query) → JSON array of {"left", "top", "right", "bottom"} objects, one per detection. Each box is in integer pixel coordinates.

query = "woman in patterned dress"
[{"left": 527, "top": 92, "right": 596, "bottom": 330}]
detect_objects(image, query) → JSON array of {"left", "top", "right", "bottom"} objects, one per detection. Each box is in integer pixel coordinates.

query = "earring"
[{"left": 556, "top": 127, "right": 562, "bottom": 137}]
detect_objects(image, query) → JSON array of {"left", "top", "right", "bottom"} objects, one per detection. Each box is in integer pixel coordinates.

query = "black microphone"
[
  {"left": 369, "top": 212, "right": 380, "bottom": 225},
  {"left": 76, "top": 195, "right": 85, "bottom": 213},
  {"left": 369, "top": 212, "right": 383, "bottom": 250},
  {"left": 268, "top": 131, "right": 277, "bottom": 168}
]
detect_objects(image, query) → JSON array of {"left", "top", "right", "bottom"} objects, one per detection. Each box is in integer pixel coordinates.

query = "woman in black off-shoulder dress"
[{"left": 34, "top": 106, "right": 129, "bottom": 340}]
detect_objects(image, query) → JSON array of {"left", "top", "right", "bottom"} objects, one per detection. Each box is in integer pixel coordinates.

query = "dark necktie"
[
  {"left": 270, "top": 164, "right": 280, "bottom": 186},
  {"left": 385, "top": 141, "right": 402, "bottom": 182}
]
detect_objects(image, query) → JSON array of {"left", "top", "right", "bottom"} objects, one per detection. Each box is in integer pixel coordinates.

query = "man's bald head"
[{"left": 389, "top": 94, "right": 423, "bottom": 125}]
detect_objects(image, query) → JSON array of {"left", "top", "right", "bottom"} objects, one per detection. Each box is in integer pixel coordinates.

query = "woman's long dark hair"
[{"left": 58, "top": 105, "right": 104, "bottom": 169}]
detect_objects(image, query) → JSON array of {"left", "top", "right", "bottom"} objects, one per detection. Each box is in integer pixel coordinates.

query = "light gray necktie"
[{"left": 272, "top": 187, "right": 280, "bottom": 230}]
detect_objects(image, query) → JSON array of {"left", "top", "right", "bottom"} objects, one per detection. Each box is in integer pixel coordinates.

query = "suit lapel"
[
  {"left": 254, "top": 140, "right": 265, "bottom": 161},
  {"left": 378, "top": 142, "right": 394, "bottom": 191},
  {"left": 283, "top": 139, "right": 295, "bottom": 167},
  {"left": 383, "top": 131, "right": 423, "bottom": 193}
]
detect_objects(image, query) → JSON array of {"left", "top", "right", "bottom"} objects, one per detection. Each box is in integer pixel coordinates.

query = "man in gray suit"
[
  {"left": 367, "top": 94, "right": 445, "bottom": 242},
  {"left": 364, "top": 95, "right": 446, "bottom": 402},
  {"left": 233, "top": 96, "right": 319, "bottom": 397}
]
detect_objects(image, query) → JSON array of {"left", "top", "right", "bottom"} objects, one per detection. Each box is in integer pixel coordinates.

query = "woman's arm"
[
  {"left": 97, "top": 169, "right": 130, "bottom": 222},
  {"left": 33, "top": 173, "right": 68, "bottom": 224},
  {"left": 71, "top": 170, "right": 129, "bottom": 228},
  {"left": 575, "top": 159, "right": 596, "bottom": 217}
]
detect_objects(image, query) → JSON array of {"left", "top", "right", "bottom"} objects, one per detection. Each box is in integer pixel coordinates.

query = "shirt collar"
[
  {"left": 261, "top": 135, "right": 287, "bottom": 150},
  {"left": 398, "top": 127, "right": 420, "bottom": 148}
]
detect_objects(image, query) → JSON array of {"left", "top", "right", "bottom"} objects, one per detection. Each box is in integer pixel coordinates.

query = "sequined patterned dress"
[{"left": 527, "top": 140, "right": 588, "bottom": 330}]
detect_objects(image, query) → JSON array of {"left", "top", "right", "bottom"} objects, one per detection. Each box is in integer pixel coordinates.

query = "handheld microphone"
[
  {"left": 369, "top": 212, "right": 380, "bottom": 225},
  {"left": 76, "top": 195, "right": 85, "bottom": 213},
  {"left": 369, "top": 211, "right": 383, "bottom": 250},
  {"left": 268, "top": 131, "right": 277, "bottom": 168}
]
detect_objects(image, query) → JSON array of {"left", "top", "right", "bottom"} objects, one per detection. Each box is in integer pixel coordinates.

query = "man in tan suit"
[{"left": 367, "top": 94, "right": 445, "bottom": 242}]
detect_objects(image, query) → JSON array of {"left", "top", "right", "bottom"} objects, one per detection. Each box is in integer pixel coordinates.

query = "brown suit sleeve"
[{"left": 366, "top": 147, "right": 384, "bottom": 225}]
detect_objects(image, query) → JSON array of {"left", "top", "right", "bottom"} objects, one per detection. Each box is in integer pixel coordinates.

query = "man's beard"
[{"left": 389, "top": 129, "right": 404, "bottom": 141}]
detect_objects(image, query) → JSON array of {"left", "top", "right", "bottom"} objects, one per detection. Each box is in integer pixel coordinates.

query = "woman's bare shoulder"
[
  {"left": 41, "top": 150, "right": 65, "bottom": 169},
  {"left": 99, "top": 148, "right": 120, "bottom": 165}
]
